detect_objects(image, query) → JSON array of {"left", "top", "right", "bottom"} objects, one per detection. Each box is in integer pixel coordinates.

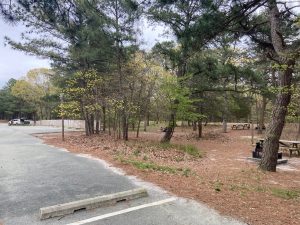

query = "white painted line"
[{"left": 65, "top": 197, "right": 177, "bottom": 225}]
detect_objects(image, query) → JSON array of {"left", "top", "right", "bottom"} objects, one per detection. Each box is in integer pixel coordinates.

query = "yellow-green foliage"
[
  {"left": 61, "top": 69, "right": 104, "bottom": 117},
  {"left": 56, "top": 101, "right": 81, "bottom": 119},
  {"left": 11, "top": 68, "right": 56, "bottom": 102}
]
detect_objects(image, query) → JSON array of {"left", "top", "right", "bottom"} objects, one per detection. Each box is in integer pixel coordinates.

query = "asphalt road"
[{"left": 0, "top": 124, "right": 245, "bottom": 225}]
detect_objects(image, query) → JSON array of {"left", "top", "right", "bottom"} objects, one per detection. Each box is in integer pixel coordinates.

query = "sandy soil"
[{"left": 37, "top": 125, "right": 300, "bottom": 225}]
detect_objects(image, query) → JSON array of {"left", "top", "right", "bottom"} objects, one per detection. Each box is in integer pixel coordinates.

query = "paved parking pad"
[
  {"left": 0, "top": 125, "right": 245, "bottom": 225},
  {"left": 63, "top": 198, "right": 244, "bottom": 225}
]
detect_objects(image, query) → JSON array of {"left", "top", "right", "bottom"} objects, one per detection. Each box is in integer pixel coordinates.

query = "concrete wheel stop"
[{"left": 40, "top": 188, "right": 148, "bottom": 220}]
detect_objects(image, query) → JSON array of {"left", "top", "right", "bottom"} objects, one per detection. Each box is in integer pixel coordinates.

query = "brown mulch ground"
[{"left": 38, "top": 125, "right": 300, "bottom": 225}]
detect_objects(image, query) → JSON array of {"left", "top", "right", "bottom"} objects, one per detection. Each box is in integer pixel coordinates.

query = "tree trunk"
[
  {"left": 136, "top": 116, "right": 141, "bottom": 138},
  {"left": 88, "top": 114, "right": 94, "bottom": 135},
  {"left": 113, "top": 110, "right": 117, "bottom": 138},
  {"left": 198, "top": 119, "right": 203, "bottom": 138},
  {"left": 259, "top": 83, "right": 291, "bottom": 171},
  {"left": 161, "top": 112, "right": 175, "bottom": 143},
  {"left": 222, "top": 119, "right": 227, "bottom": 133},
  {"left": 102, "top": 106, "right": 106, "bottom": 132},
  {"left": 271, "top": 69, "right": 277, "bottom": 87},
  {"left": 222, "top": 81, "right": 228, "bottom": 133},
  {"left": 193, "top": 122, "right": 197, "bottom": 131},
  {"left": 261, "top": 96, "right": 267, "bottom": 128},
  {"left": 85, "top": 118, "right": 89, "bottom": 136},
  {"left": 143, "top": 114, "right": 147, "bottom": 132},
  {"left": 39, "top": 104, "right": 43, "bottom": 120},
  {"left": 257, "top": 96, "right": 267, "bottom": 135},
  {"left": 251, "top": 117, "right": 254, "bottom": 145},
  {"left": 156, "top": 112, "right": 159, "bottom": 124},
  {"left": 198, "top": 95, "right": 204, "bottom": 137},
  {"left": 95, "top": 111, "right": 100, "bottom": 134},
  {"left": 122, "top": 114, "right": 128, "bottom": 141},
  {"left": 256, "top": 97, "right": 261, "bottom": 134},
  {"left": 147, "top": 113, "right": 150, "bottom": 126},
  {"left": 259, "top": 2, "right": 295, "bottom": 172},
  {"left": 108, "top": 114, "right": 111, "bottom": 136},
  {"left": 259, "top": 65, "right": 294, "bottom": 171},
  {"left": 33, "top": 112, "right": 37, "bottom": 126},
  {"left": 84, "top": 112, "right": 91, "bottom": 136},
  {"left": 118, "top": 113, "right": 121, "bottom": 139},
  {"left": 296, "top": 120, "right": 300, "bottom": 140}
]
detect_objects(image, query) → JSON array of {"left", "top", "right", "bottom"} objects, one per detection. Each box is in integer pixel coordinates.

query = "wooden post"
[{"left": 60, "top": 93, "right": 65, "bottom": 142}]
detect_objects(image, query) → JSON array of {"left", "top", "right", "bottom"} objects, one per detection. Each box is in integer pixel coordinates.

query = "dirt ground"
[{"left": 38, "top": 124, "right": 300, "bottom": 225}]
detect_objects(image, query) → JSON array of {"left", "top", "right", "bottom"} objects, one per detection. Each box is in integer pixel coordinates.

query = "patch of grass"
[
  {"left": 229, "top": 184, "right": 300, "bottom": 200},
  {"left": 270, "top": 188, "right": 300, "bottom": 200},
  {"left": 148, "top": 142, "right": 202, "bottom": 158},
  {"left": 119, "top": 158, "right": 177, "bottom": 173},
  {"left": 154, "top": 142, "right": 174, "bottom": 150},
  {"left": 178, "top": 144, "right": 202, "bottom": 158},
  {"left": 118, "top": 157, "right": 192, "bottom": 176},
  {"left": 229, "top": 184, "right": 252, "bottom": 192},
  {"left": 254, "top": 186, "right": 266, "bottom": 193},
  {"left": 229, "top": 183, "right": 268, "bottom": 194},
  {"left": 126, "top": 140, "right": 202, "bottom": 158}
]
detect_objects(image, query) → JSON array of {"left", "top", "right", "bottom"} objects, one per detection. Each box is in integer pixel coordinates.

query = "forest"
[{"left": 0, "top": 0, "right": 299, "bottom": 173}]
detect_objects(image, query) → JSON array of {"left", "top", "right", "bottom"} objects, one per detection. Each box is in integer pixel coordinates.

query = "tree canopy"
[{"left": 1, "top": 0, "right": 299, "bottom": 171}]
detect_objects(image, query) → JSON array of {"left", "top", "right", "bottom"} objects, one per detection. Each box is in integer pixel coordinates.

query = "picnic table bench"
[
  {"left": 231, "top": 123, "right": 250, "bottom": 130},
  {"left": 279, "top": 140, "right": 300, "bottom": 157},
  {"left": 259, "top": 139, "right": 300, "bottom": 157}
]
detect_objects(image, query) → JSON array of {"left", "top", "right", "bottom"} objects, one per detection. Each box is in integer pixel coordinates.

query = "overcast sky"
[
  {"left": 0, "top": 17, "right": 169, "bottom": 89},
  {"left": 0, "top": 20, "right": 51, "bottom": 88}
]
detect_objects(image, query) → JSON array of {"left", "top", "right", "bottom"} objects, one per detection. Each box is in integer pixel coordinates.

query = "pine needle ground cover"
[{"left": 39, "top": 124, "right": 300, "bottom": 225}]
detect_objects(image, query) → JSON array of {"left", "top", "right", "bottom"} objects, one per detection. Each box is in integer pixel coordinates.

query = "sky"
[
  {"left": 0, "top": 17, "right": 170, "bottom": 89},
  {"left": 0, "top": 20, "right": 51, "bottom": 88}
]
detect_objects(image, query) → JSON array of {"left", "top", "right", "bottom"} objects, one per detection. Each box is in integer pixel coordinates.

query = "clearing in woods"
[{"left": 38, "top": 123, "right": 300, "bottom": 225}]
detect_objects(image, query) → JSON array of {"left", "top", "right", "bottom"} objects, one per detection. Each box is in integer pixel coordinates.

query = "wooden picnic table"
[
  {"left": 259, "top": 139, "right": 300, "bottom": 157},
  {"left": 278, "top": 140, "right": 300, "bottom": 148},
  {"left": 231, "top": 123, "right": 250, "bottom": 130}
]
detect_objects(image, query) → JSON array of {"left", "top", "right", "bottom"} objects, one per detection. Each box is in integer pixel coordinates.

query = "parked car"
[{"left": 8, "top": 118, "right": 30, "bottom": 126}]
